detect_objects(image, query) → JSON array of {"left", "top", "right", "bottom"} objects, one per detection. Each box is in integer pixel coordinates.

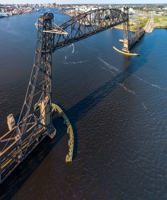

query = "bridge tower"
[
  {"left": 17, "top": 13, "right": 56, "bottom": 145},
  {"left": 122, "top": 7, "right": 130, "bottom": 53}
]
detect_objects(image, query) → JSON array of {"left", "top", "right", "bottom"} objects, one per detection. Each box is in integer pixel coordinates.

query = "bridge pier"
[{"left": 122, "top": 38, "right": 129, "bottom": 53}]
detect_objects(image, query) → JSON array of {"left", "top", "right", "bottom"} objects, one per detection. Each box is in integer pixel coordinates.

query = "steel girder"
[{"left": 52, "top": 8, "right": 128, "bottom": 51}]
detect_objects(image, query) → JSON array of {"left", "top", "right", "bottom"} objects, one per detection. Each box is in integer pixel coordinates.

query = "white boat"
[{"left": 0, "top": 13, "right": 9, "bottom": 17}]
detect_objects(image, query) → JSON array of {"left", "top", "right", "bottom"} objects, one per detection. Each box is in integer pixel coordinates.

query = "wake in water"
[
  {"left": 81, "top": 41, "right": 100, "bottom": 53},
  {"left": 133, "top": 75, "right": 167, "bottom": 91},
  {"left": 99, "top": 56, "right": 165, "bottom": 91},
  {"left": 63, "top": 60, "right": 87, "bottom": 65},
  {"left": 118, "top": 83, "right": 136, "bottom": 95},
  {"left": 139, "top": 98, "right": 157, "bottom": 122},
  {"left": 72, "top": 43, "right": 75, "bottom": 53},
  {"left": 118, "top": 82, "right": 157, "bottom": 122},
  {"left": 59, "top": 44, "right": 72, "bottom": 52},
  {"left": 118, "top": 83, "right": 157, "bottom": 122},
  {"left": 141, "top": 101, "right": 147, "bottom": 110},
  {"left": 98, "top": 57, "right": 119, "bottom": 72},
  {"left": 61, "top": 44, "right": 75, "bottom": 61},
  {"left": 118, "top": 83, "right": 147, "bottom": 112},
  {"left": 118, "top": 83, "right": 148, "bottom": 113},
  {"left": 97, "top": 55, "right": 160, "bottom": 124},
  {"left": 100, "top": 66, "right": 116, "bottom": 76},
  {"left": 61, "top": 44, "right": 76, "bottom": 61}
]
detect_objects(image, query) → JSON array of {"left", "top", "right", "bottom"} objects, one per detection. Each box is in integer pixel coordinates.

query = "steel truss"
[
  {"left": 52, "top": 8, "right": 128, "bottom": 51},
  {"left": 122, "top": 7, "right": 145, "bottom": 52},
  {"left": 128, "top": 28, "right": 145, "bottom": 49},
  {"left": 0, "top": 9, "right": 128, "bottom": 184},
  {"left": 0, "top": 13, "right": 56, "bottom": 184},
  {"left": 122, "top": 7, "right": 130, "bottom": 52}
]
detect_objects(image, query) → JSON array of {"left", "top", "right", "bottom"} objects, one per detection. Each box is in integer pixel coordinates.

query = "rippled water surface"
[{"left": 0, "top": 8, "right": 167, "bottom": 200}]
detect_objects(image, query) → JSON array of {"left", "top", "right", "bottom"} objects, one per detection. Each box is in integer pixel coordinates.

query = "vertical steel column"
[
  {"left": 122, "top": 7, "right": 129, "bottom": 53},
  {"left": 41, "top": 15, "right": 56, "bottom": 138},
  {"left": 39, "top": 13, "right": 56, "bottom": 138},
  {"left": 17, "top": 13, "right": 56, "bottom": 141}
]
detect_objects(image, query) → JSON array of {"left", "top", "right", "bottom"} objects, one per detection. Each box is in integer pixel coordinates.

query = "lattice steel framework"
[
  {"left": 0, "top": 13, "right": 56, "bottom": 184},
  {"left": 17, "top": 13, "right": 56, "bottom": 139},
  {"left": 122, "top": 7, "right": 145, "bottom": 52},
  {"left": 128, "top": 28, "right": 145, "bottom": 49},
  {"left": 52, "top": 8, "right": 128, "bottom": 51},
  {"left": 122, "top": 7, "right": 130, "bottom": 53},
  {"left": 0, "top": 9, "right": 129, "bottom": 184}
]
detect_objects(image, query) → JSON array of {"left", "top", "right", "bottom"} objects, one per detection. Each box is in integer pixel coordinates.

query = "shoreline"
[
  {"left": 0, "top": 9, "right": 39, "bottom": 18},
  {"left": 62, "top": 11, "right": 167, "bottom": 30}
]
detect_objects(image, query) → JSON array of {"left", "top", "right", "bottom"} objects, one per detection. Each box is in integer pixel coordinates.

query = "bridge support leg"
[
  {"left": 41, "top": 16, "right": 56, "bottom": 139},
  {"left": 122, "top": 7, "right": 129, "bottom": 53},
  {"left": 16, "top": 13, "right": 56, "bottom": 140}
]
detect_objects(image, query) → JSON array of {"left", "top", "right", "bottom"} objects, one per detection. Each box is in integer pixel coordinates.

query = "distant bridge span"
[{"left": 52, "top": 8, "right": 128, "bottom": 51}]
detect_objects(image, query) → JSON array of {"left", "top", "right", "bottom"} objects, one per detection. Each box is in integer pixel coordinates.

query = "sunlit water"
[{"left": 0, "top": 8, "right": 167, "bottom": 200}]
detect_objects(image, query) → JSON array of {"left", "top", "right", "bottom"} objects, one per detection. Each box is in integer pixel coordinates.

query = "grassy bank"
[
  {"left": 114, "top": 17, "right": 148, "bottom": 32},
  {"left": 130, "top": 17, "right": 148, "bottom": 31},
  {"left": 154, "top": 16, "right": 167, "bottom": 29}
]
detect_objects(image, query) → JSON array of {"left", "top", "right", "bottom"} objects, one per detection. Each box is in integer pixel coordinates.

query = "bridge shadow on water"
[{"left": 0, "top": 42, "right": 154, "bottom": 199}]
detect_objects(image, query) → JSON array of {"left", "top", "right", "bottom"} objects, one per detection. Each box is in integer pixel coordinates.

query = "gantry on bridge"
[{"left": 0, "top": 7, "right": 144, "bottom": 184}]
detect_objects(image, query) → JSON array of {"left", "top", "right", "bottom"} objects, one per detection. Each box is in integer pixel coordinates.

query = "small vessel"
[
  {"left": 7, "top": 114, "right": 15, "bottom": 131},
  {"left": 0, "top": 13, "right": 9, "bottom": 17}
]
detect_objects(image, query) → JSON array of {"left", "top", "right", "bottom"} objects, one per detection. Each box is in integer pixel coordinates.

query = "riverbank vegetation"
[
  {"left": 114, "top": 17, "right": 148, "bottom": 32},
  {"left": 154, "top": 16, "right": 167, "bottom": 29}
]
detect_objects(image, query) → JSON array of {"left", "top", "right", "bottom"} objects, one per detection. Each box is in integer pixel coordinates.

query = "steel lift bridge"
[
  {"left": 0, "top": 8, "right": 129, "bottom": 184},
  {"left": 122, "top": 7, "right": 145, "bottom": 53}
]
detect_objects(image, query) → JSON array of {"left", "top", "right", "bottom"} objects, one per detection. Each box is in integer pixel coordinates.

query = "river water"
[{"left": 0, "top": 8, "right": 167, "bottom": 200}]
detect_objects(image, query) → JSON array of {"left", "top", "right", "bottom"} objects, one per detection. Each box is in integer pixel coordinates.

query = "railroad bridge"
[{"left": 0, "top": 8, "right": 144, "bottom": 184}]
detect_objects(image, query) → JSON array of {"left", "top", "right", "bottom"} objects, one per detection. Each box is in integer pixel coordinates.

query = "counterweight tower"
[
  {"left": 17, "top": 13, "right": 56, "bottom": 141},
  {"left": 122, "top": 7, "right": 130, "bottom": 53}
]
